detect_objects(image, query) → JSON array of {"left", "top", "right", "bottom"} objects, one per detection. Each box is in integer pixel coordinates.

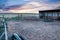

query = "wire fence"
[
  {"left": 0, "top": 14, "right": 28, "bottom": 40},
  {"left": 0, "top": 13, "right": 39, "bottom": 21}
]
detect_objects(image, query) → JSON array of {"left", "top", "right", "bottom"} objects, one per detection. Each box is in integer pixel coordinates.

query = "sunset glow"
[{"left": 0, "top": 0, "right": 60, "bottom": 13}]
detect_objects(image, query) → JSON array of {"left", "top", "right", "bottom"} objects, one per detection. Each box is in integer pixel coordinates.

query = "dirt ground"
[{"left": 7, "top": 20, "right": 60, "bottom": 40}]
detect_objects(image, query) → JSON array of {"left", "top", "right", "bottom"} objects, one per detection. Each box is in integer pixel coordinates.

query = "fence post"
[
  {"left": 0, "top": 32, "right": 5, "bottom": 40},
  {"left": 21, "top": 13, "right": 22, "bottom": 20},
  {"left": 2, "top": 15, "right": 8, "bottom": 40},
  {"left": 18, "top": 13, "right": 19, "bottom": 20}
]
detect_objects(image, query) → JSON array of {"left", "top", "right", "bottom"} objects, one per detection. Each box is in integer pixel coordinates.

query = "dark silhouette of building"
[{"left": 39, "top": 9, "right": 60, "bottom": 20}]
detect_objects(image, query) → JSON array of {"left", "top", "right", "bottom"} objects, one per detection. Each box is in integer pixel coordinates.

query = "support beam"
[
  {"left": 52, "top": 12, "right": 53, "bottom": 20},
  {"left": 0, "top": 32, "right": 5, "bottom": 40},
  {"left": 2, "top": 16, "right": 8, "bottom": 40},
  {"left": 57, "top": 12, "right": 59, "bottom": 17},
  {"left": 12, "top": 33, "right": 21, "bottom": 40}
]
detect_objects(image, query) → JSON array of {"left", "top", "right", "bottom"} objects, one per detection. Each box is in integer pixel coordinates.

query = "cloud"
[
  {"left": 5, "top": 2, "right": 60, "bottom": 13},
  {"left": 28, "top": 0, "right": 60, "bottom": 4},
  {"left": 0, "top": 0, "right": 60, "bottom": 13},
  {"left": 0, "top": 9, "right": 12, "bottom": 13},
  {"left": 24, "top": 0, "right": 30, "bottom": 1},
  {"left": 56, "top": 6, "right": 60, "bottom": 9}
]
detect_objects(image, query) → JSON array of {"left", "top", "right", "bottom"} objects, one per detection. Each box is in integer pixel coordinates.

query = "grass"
[
  {"left": 0, "top": 25, "right": 4, "bottom": 35},
  {"left": 0, "top": 25, "right": 5, "bottom": 40},
  {"left": 5, "top": 16, "right": 21, "bottom": 21},
  {"left": 44, "top": 18, "right": 54, "bottom": 22}
]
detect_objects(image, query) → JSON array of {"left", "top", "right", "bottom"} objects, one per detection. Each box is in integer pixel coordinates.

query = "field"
[
  {"left": 7, "top": 20, "right": 60, "bottom": 40},
  {"left": 0, "top": 13, "right": 60, "bottom": 40}
]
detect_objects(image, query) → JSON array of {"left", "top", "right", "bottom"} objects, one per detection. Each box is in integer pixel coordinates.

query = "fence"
[
  {"left": 0, "top": 16, "right": 27, "bottom": 40},
  {"left": 0, "top": 13, "right": 39, "bottom": 20}
]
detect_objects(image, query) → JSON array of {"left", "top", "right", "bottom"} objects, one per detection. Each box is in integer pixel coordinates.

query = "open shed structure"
[{"left": 39, "top": 9, "right": 60, "bottom": 21}]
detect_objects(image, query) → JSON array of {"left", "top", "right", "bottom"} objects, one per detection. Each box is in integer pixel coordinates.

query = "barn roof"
[{"left": 39, "top": 9, "right": 60, "bottom": 12}]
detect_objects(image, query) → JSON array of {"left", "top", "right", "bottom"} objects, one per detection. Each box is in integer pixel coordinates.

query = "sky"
[{"left": 0, "top": 0, "right": 60, "bottom": 13}]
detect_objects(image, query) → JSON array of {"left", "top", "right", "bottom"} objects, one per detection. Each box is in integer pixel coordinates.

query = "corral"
[
  {"left": 0, "top": 13, "right": 60, "bottom": 40},
  {"left": 7, "top": 20, "right": 60, "bottom": 40}
]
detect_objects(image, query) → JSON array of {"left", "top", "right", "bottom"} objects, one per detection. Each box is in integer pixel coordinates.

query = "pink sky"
[{"left": 0, "top": 0, "right": 60, "bottom": 13}]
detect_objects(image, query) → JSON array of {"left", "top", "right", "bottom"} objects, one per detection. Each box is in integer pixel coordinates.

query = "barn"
[{"left": 39, "top": 9, "right": 60, "bottom": 21}]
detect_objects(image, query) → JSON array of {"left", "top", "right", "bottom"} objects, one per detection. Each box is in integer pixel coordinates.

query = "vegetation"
[
  {"left": 44, "top": 18, "right": 53, "bottom": 22},
  {"left": 0, "top": 25, "right": 5, "bottom": 40},
  {"left": 0, "top": 25, "right": 4, "bottom": 35},
  {"left": 5, "top": 16, "right": 21, "bottom": 21}
]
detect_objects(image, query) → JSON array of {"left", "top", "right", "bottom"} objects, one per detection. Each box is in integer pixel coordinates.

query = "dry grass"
[{"left": 7, "top": 20, "right": 60, "bottom": 40}]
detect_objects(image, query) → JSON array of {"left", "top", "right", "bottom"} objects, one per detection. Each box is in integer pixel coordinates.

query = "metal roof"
[{"left": 39, "top": 9, "right": 60, "bottom": 12}]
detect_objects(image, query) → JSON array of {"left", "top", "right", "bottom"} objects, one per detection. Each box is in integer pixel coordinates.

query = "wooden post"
[
  {"left": 21, "top": 13, "right": 22, "bottom": 20},
  {"left": 57, "top": 12, "right": 59, "bottom": 20},
  {"left": 18, "top": 13, "right": 19, "bottom": 20},
  {"left": 3, "top": 15, "right": 8, "bottom": 40},
  {"left": 39, "top": 12, "right": 40, "bottom": 19},
  {"left": 57, "top": 12, "right": 59, "bottom": 17},
  {"left": 52, "top": 12, "right": 54, "bottom": 21},
  {"left": 44, "top": 12, "right": 45, "bottom": 20},
  {"left": 47, "top": 12, "right": 48, "bottom": 19}
]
